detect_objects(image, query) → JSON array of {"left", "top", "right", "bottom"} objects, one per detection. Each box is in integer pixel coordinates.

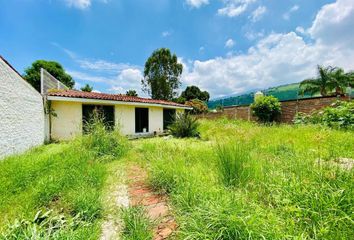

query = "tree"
[
  {"left": 142, "top": 48, "right": 183, "bottom": 100},
  {"left": 181, "top": 85, "right": 210, "bottom": 102},
  {"left": 185, "top": 99, "right": 208, "bottom": 114},
  {"left": 251, "top": 96, "right": 281, "bottom": 123},
  {"left": 299, "top": 65, "right": 353, "bottom": 97},
  {"left": 126, "top": 90, "right": 138, "bottom": 97},
  {"left": 81, "top": 84, "right": 93, "bottom": 92},
  {"left": 23, "top": 60, "right": 74, "bottom": 92}
]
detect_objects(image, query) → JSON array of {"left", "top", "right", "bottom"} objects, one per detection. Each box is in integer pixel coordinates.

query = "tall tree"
[
  {"left": 23, "top": 60, "right": 74, "bottom": 92},
  {"left": 299, "top": 66, "right": 335, "bottom": 96},
  {"left": 142, "top": 48, "right": 183, "bottom": 100},
  {"left": 126, "top": 89, "right": 138, "bottom": 97},
  {"left": 81, "top": 84, "right": 93, "bottom": 92},
  {"left": 181, "top": 85, "right": 210, "bottom": 102}
]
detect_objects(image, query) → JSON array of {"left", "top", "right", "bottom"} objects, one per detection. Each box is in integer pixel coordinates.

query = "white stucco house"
[{"left": 47, "top": 89, "right": 191, "bottom": 141}]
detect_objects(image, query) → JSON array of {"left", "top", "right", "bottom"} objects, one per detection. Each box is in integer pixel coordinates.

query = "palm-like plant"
[
  {"left": 299, "top": 65, "right": 353, "bottom": 97},
  {"left": 299, "top": 66, "right": 333, "bottom": 96}
]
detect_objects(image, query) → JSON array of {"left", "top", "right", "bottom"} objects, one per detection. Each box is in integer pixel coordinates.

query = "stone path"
[{"left": 127, "top": 165, "right": 178, "bottom": 240}]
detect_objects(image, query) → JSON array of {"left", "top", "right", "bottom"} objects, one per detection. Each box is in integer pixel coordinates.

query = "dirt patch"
[{"left": 127, "top": 165, "right": 178, "bottom": 240}]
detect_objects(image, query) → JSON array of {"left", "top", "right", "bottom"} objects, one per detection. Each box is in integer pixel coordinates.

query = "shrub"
[
  {"left": 216, "top": 142, "right": 256, "bottom": 187},
  {"left": 294, "top": 100, "right": 354, "bottom": 130},
  {"left": 185, "top": 99, "right": 208, "bottom": 114},
  {"left": 251, "top": 95, "right": 281, "bottom": 123},
  {"left": 82, "top": 116, "right": 129, "bottom": 159},
  {"left": 168, "top": 113, "right": 199, "bottom": 138}
]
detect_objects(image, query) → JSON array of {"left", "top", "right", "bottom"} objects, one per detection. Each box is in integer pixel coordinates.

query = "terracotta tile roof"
[{"left": 48, "top": 90, "right": 190, "bottom": 108}]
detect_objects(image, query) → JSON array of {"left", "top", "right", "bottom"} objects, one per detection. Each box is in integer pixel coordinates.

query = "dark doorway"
[
  {"left": 135, "top": 108, "right": 149, "bottom": 133},
  {"left": 82, "top": 105, "right": 115, "bottom": 133},
  {"left": 163, "top": 109, "right": 176, "bottom": 130}
]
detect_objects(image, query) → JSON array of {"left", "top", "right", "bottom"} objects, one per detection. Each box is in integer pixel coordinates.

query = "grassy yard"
[
  {"left": 0, "top": 119, "right": 353, "bottom": 239},
  {"left": 136, "top": 119, "right": 354, "bottom": 239}
]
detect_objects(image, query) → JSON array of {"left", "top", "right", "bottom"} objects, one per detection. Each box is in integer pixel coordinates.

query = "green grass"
[
  {"left": 136, "top": 119, "right": 354, "bottom": 239},
  {"left": 121, "top": 207, "right": 153, "bottom": 240},
  {"left": 0, "top": 123, "right": 129, "bottom": 239}
]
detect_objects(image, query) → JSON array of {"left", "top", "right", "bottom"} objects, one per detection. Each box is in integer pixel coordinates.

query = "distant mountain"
[{"left": 208, "top": 83, "right": 317, "bottom": 109}]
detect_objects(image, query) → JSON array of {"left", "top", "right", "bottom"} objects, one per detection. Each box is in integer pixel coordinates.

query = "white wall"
[
  {"left": 0, "top": 57, "right": 45, "bottom": 159},
  {"left": 51, "top": 101, "right": 82, "bottom": 140}
]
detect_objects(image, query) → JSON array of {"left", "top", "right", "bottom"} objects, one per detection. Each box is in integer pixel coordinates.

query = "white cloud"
[
  {"left": 64, "top": 0, "right": 108, "bottom": 9},
  {"left": 283, "top": 5, "right": 299, "bottom": 20},
  {"left": 185, "top": 0, "right": 209, "bottom": 8},
  {"left": 182, "top": 0, "right": 354, "bottom": 98},
  {"left": 218, "top": 0, "right": 256, "bottom": 17},
  {"left": 225, "top": 39, "right": 235, "bottom": 48},
  {"left": 162, "top": 31, "right": 172, "bottom": 37},
  {"left": 250, "top": 5, "right": 267, "bottom": 22},
  {"left": 110, "top": 68, "right": 144, "bottom": 95},
  {"left": 244, "top": 30, "right": 264, "bottom": 40},
  {"left": 295, "top": 26, "right": 305, "bottom": 34},
  {"left": 65, "top": 0, "right": 91, "bottom": 9}
]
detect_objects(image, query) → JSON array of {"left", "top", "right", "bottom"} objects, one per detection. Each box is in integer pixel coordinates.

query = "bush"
[
  {"left": 294, "top": 100, "right": 354, "bottom": 130},
  {"left": 168, "top": 113, "right": 200, "bottom": 138},
  {"left": 251, "top": 96, "right": 281, "bottom": 123},
  {"left": 82, "top": 116, "right": 129, "bottom": 160},
  {"left": 185, "top": 99, "right": 208, "bottom": 114},
  {"left": 216, "top": 142, "right": 257, "bottom": 187}
]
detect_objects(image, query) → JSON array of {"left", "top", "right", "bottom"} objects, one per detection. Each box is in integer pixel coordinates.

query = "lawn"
[{"left": 0, "top": 118, "right": 353, "bottom": 239}]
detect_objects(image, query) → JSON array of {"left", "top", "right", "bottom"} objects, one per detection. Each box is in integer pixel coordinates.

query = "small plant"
[
  {"left": 1, "top": 210, "right": 87, "bottom": 239},
  {"left": 294, "top": 100, "right": 354, "bottom": 130},
  {"left": 122, "top": 207, "right": 152, "bottom": 240},
  {"left": 251, "top": 95, "right": 281, "bottom": 123},
  {"left": 216, "top": 142, "right": 256, "bottom": 187},
  {"left": 168, "top": 113, "right": 200, "bottom": 138}
]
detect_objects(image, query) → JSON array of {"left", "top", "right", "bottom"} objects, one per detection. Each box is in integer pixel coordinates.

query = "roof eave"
[{"left": 47, "top": 95, "right": 192, "bottom": 110}]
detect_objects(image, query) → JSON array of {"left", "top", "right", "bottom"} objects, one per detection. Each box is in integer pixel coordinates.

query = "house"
[{"left": 47, "top": 90, "right": 191, "bottom": 140}]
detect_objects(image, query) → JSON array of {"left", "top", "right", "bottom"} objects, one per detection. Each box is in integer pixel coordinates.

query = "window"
[
  {"left": 82, "top": 105, "right": 115, "bottom": 132},
  {"left": 135, "top": 108, "right": 149, "bottom": 133},
  {"left": 163, "top": 109, "right": 176, "bottom": 130}
]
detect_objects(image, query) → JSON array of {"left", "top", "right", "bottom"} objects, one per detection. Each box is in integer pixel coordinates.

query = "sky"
[{"left": 1, "top": 0, "right": 354, "bottom": 99}]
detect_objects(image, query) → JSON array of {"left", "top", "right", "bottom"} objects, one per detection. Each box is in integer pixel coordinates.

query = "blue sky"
[{"left": 1, "top": 0, "right": 354, "bottom": 98}]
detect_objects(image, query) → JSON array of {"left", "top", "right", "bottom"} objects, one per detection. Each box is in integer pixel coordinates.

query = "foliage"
[
  {"left": 251, "top": 95, "right": 281, "bottom": 123},
  {"left": 172, "top": 96, "right": 186, "bottom": 104},
  {"left": 1, "top": 210, "right": 88, "bottom": 239},
  {"left": 82, "top": 115, "right": 129, "bottom": 160},
  {"left": 126, "top": 89, "right": 138, "bottom": 97},
  {"left": 216, "top": 142, "right": 257, "bottom": 187},
  {"left": 181, "top": 85, "right": 210, "bottom": 102},
  {"left": 121, "top": 207, "right": 152, "bottom": 240},
  {"left": 142, "top": 48, "right": 183, "bottom": 100},
  {"left": 0, "top": 121, "right": 129, "bottom": 237},
  {"left": 23, "top": 60, "right": 74, "bottom": 92},
  {"left": 80, "top": 84, "right": 93, "bottom": 92},
  {"left": 299, "top": 65, "right": 354, "bottom": 96},
  {"left": 294, "top": 100, "right": 354, "bottom": 130},
  {"left": 142, "top": 119, "right": 354, "bottom": 239},
  {"left": 168, "top": 113, "right": 199, "bottom": 138},
  {"left": 185, "top": 99, "right": 208, "bottom": 114}
]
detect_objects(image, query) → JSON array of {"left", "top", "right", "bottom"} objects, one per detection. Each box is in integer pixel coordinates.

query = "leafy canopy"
[
  {"left": 251, "top": 96, "right": 281, "bottom": 123},
  {"left": 126, "top": 89, "right": 138, "bottom": 97},
  {"left": 142, "top": 48, "right": 183, "bottom": 100},
  {"left": 181, "top": 85, "right": 210, "bottom": 102},
  {"left": 80, "top": 84, "right": 93, "bottom": 92},
  {"left": 23, "top": 60, "right": 74, "bottom": 92},
  {"left": 299, "top": 65, "right": 354, "bottom": 97}
]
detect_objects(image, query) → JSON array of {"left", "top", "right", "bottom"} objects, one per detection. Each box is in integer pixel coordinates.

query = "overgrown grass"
[
  {"left": 0, "top": 120, "right": 129, "bottom": 238},
  {"left": 136, "top": 118, "right": 354, "bottom": 239},
  {"left": 121, "top": 207, "right": 152, "bottom": 240}
]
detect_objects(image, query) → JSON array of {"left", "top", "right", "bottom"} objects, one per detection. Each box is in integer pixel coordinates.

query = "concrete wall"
[
  {"left": 0, "top": 57, "right": 45, "bottom": 159},
  {"left": 51, "top": 101, "right": 82, "bottom": 140},
  {"left": 51, "top": 100, "right": 184, "bottom": 139}
]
